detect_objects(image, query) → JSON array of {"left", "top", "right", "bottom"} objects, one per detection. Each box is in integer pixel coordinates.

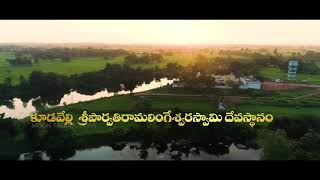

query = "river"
[
  {"left": 1, "top": 77, "right": 262, "bottom": 160},
  {"left": 0, "top": 78, "right": 174, "bottom": 119},
  {"left": 19, "top": 142, "right": 261, "bottom": 160}
]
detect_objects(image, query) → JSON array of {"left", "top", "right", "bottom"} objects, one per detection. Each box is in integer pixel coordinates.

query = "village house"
[
  {"left": 171, "top": 72, "right": 261, "bottom": 90},
  {"left": 211, "top": 73, "right": 239, "bottom": 89},
  {"left": 239, "top": 76, "right": 261, "bottom": 90}
]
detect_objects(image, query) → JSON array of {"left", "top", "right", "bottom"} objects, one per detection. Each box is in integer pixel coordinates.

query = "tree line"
[
  {"left": 14, "top": 47, "right": 129, "bottom": 60},
  {"left": 124, "top": 53, "right": 163, "bottom": 65},
  {"left": 0, "top": 63, "right": 168, "bottom": 104}
]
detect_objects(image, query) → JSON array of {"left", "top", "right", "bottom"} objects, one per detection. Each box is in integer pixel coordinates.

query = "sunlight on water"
[
  {"left": 0, "top": 78, "right": 174, "bottom": 119},
  {"left": 0, "top": 98, "right": 37, "bottom": 119}
]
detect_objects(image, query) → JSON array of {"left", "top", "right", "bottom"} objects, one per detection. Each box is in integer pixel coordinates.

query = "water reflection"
[
  {"left": 0, "top": 78, "right": 174, "bottom": 119},
  {"left": 19, "top": 142, "right": 261, "bottom": 160},
  {"left": 0, "top": 98, "right": 37, "bottom": 119}
]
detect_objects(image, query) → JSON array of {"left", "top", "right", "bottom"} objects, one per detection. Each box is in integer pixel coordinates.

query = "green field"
[
  {"left": 260, "top": 67, "right": 320, "bottom": 84},
  {"left": 26, "top": 89, "right": 320, "bottom": 137},
  {"left": 130, "top": 53, "right": 195, "bottom": 69},
  {"left": 49, "top": 95, "right": 217, "bottom": 114},
  {"left": 0, "top": 53, "right": 126, "bottom": 85},
  {"left": 235, "top": 104, "right": 320, "bottom": 118},
  {"left": 0, "top": 52, "right": 195, "bottom": 85}
]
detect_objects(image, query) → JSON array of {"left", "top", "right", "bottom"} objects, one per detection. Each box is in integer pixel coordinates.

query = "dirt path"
[
  {"left": 134, "top": 93, "right": 209, "bottom": 97},
  {"left": 293, "top": 91, "right": 320, "bottom": 99},
  {"left": 262, "top": 82, "right": 320, "bottom": 90},
  {"left": 136, "top": 82, "right": 320, "bottom": 102}
]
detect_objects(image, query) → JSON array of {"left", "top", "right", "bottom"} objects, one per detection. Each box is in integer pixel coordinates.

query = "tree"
[
  {"left": 273, "top": 48, "right": 279, "bottom": 56},
  {"left": 298, "top": 130, "right": 320, "bottom": 152},
  {"left": 124, "top": 79, "right": 138, "bottom": 94},
  {"left": 229, "top": 61, "right": 244, "bottom": 75},
  {"left": 33, "top": 58, "right": 39, "bottom": 64},
  {"left": 165, "top": 63, "right": 181, "bottom": 78},
  {"left": 269, "top": 116, "right": 316, "bottom": 139},
  {"left": 61, "top": 55, "right": 71, "bottom": 62},
  {"left": 224, "top": 77, "right": 239, "bottom": 89},
  {"left": 0, "top": 77, "right": 14, "bottom": 100},
  {"left": 258, "top": 129, "right": 294, "bottom": 160},
  {"left": 3, "top": 77, "right": 12, "bottom": 88},
  {"left": 150, "top": 53, "right": 163, "bottom": 63},
  {"left": 294, "top": 130, "right": 320, "bottom": 160}
]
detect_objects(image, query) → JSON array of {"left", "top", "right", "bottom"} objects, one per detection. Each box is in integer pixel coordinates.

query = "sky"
[{"left": 0, "top": 20, "right": 320, "bottom": 45}]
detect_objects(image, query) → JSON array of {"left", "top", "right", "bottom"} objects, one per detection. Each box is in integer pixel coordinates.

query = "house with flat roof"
[{"left": 239, "top": 76, "right": 261, "bottom": 90}]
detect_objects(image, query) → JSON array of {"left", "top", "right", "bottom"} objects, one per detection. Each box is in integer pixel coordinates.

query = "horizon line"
[{"left": 1, "top": 42, "right": 320, "bottom": 47}]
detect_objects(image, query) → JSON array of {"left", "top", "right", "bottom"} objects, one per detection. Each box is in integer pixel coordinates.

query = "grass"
[
  {"left": 129, "top": 53, "right": 194, "bottom": 69},
  {"left": 0, "top": 56, "right": 125, "bottom": 85},
  {"left": 146, "top": 96, "right": 217, "bottom": 112},
  {"left": 259, "top": 67, "right": 284, "bottom": 80},
  {"left": 148, "top": 85, "right": 320, "bottom": 99},
  {"left": 260, "top": 67, "right": 320, "bottom": 84},
  {"left": 0, "top": 52, "right": 195, "bottom": 85},
  {"left": 234, "top": 104, "right": 320, "bottom": 118},
  {"left": 271, "top": 88, "right": 320, "bottom": 98},
  {"left": 0, "top": 52, "right": 15, "bottom": 66},
  {"left": 45, "top": 94, "right": 218, "bottom": 115},
  {"left": 146, "top": 86, "right": 206, "bottom": 95},
  {"left": 53, "top": 95, "right": 138, "bottom": 113}
]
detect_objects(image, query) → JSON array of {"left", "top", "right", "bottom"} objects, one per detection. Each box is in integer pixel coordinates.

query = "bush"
[
  {"left": 269, "top": 116, "right": 318, "bottom": 139},
  {"left": 258, "top": 129, "right": 294, "bottom": 160}
]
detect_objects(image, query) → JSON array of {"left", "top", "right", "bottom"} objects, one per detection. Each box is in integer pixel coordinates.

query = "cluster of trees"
[
  {"left": 0, "top": 77, "right": 14, "bottom": 100},
  {"left": 259, "top": 116, "right": 320, "bottom": 160},
  {"left": 124, "top": 53, "right": 163, "bottom": 65},
  {"left": 7, "top": 56, "right": 33, "bottom": 66},
  {"left": 4, "top": 47, "right": 130, "bottom": 66},
  {"left": 163, "top": 54, "right": 259, "bottom": 89},
  {"left": 0, "top": 45, "right": 20, "bottom": 52},
  {"left": 4, "top": 46, "right": 129, "bottom": 62},
  {"left": 201, "top": 48, "right": 320, "bottom": 77},
  {"left": 279, "top": 60, "right": 320, "bottom": 74},
  {"left": 303, "top": 51, "right": 320, "bottom": 61},
  {"left": 188, "top": 54, "right": 264, "bottom": 77},
  {"left": 0, "top": 63, "right": 168, "bottom": 104},
  {"left": 14, "top": 47, "right": 129, "bottom": 61},
  {"left": 71, "top": 63, "right": 164, "bottom": 95}
]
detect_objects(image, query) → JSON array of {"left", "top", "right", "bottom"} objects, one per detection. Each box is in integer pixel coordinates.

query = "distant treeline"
[
  {"left": 3, "top": 52, "right": 320, "bottom": 103},
  {"left": 15, "top": 47, "right": 129, "bottom": 60},
  {"left": 188, "top": 51, "right": 320, "bottom": 79},
  {"left": 124, "top": 53, "right": 163, "bottom": 65},
  {"left": 3, "top": 47, "right": 130, "bottom": 66}
]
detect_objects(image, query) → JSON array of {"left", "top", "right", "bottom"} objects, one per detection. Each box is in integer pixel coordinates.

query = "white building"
[
  {"left": 239, "top": 76, "right": 261, "bottom": 90},
  {"left": 196, "top": 72, "right": 201, "bottom": 78},
  {"left": 211, "top": 73, "right": 239, "bottom": 89},
  {"left": 288, "top": 60, "right": 299, "bottom": 80}
]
